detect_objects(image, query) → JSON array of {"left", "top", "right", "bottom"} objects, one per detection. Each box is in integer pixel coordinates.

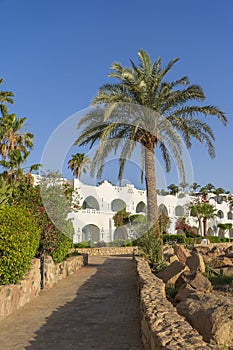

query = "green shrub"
[
  {"left": 0, "top": 206, "right": 40, "bottom": 284},
  {"left": 205, "top": 235, "right": 221, "bottom": 243},
  {"left": 162, "top": 234, "right": 185, "bottom": 244},
  {"left": 137, "top": 226, "right": 163, "bottom": 265},
  {"left": 73, "top": 242, "right": 88, "bottom": 248},
  {"left": 51, "top": 234, "right": 72, "bottom": 263}
]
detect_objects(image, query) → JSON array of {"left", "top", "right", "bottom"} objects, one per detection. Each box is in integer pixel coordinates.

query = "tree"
[
  {"left": 0, "top": 81, "right": 40, "bottom": 182},
  {"left": 68, "top": 153, "right": 90, "bottom": 180},
  {"left": 179, "top": 181, "right": 189, "bottom": 193},
  {"left": 167, "top": 183, "right": 179, "bottom": 195},
  {"left": 0, "top": 78, "right": 14, "bottom": 116},
  {"left": 190, "top": 182, "right": 201, "bottom": 193},
  {"left": 189, "top": 201, "right": 217, "bottom": 236},
  {"left": 217, "top": 223, "right": 232, "bottom": 237},
  {"left": 75, "top": 49, "right": 227, "bottom": 238}
]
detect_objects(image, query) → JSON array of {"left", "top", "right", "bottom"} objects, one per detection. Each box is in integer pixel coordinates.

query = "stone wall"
[
  {"left": 0, "top": 254, "right": 88, "bottom": 320},
  {"left": 76, "top": 246, "right": 137, "bottom": 256},
  {"left": 134, "top": 256, "right": 218, "bottom": 350},
  {"left": 0, "top": 259, "right": 41, "bottom": 321},
  {"left": 43, "top": 254, "right": 88, "bottom": 289}
]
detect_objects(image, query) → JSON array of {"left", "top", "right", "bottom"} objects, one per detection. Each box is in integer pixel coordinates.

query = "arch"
[
  {"left": 218, "top": 229, "right": 225, "bottom": 239},
  {"left": 158, "top": 204, "right": 168, "bottom": 216},
  {"left": 136, "top": 201, "right": 146, "bottom": 213},
  {"left": 228, "top": 212, "right": 233, "bottom": 220},
  {"left": 229, "top": 228, "right": 233, "bottom": 239},
  {"left": 207, "top": 227, "right": 214, "bottom": 236},
  {"left": 82, "top": 224, "right": 100, "bottom": 242},
  {"left": 111, "top": 199, "right": 126, "bottom": 212},
  {"left": 217, "top": 210, "right": 224, "bottom": 219},
  {"left": 114, "top": 226, "right": 128, "bottom": 241},
  {"left": 175, "top": 205, "right": 185, "bottom": 217},
  {"left": 82, "top": 196, "right": 100, "bottom": 210}
]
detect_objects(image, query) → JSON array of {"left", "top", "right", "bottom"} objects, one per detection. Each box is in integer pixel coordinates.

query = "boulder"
[
  {"left": 166, "top": 254, "right": 179, "bottom": 264},
  {"left": 193, "top": 246, "right": 210, "bottom": 255},
  {"left": 211, "top": 256, "right": 233, "bottom": 268},
  {"left": 175, "top": 270, "right": 212, "bottom": 292},
  {"left": 174, "top": 244, "right": 191, "bottom": 264},
  {"left": 163, "top": 245, "right": 174, "bottom": 256},
  {"left": 176, "top": 292, "right": 233, "bottom": 347},
  {"left": 157, "top": 260, "right": 188, "bottom": 285},
  {"left": 186, "top": 252, "right": 206, "bottom": 273},
  {"left": 207, "top": 246, "right": 225, "bottom": 259},
  {"left": 224, "top": 245, "right": 233, "bottom": 258}
]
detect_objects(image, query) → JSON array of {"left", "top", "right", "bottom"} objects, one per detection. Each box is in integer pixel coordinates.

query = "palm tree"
[
  {"left": 75, "top": 50, "right": 227, "bottom": 234},
  {"left": 167, "top": 183, "right": 179, "bottom": 196},
  {"left": 179, "top": 181, "right": 189, "bottom": 193},
  {"left": 189, "top": 201, "right": 216, "bottom": 236},
  {"left": 0, "top": 78, "right": 14, "bottom": 116},
  {"left": 190, "top": 182, "right": 201, "bottom": 193},
  {"left": 68, "top": 153, "right": 90, "bottom": 179}
]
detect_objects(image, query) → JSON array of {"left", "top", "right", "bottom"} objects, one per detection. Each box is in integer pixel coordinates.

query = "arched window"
[
  {"left": 82, "top": 224, "right": 100, "bottom": 242},
  {"left": 136, "top": 201, "right": 146, "bottom": 213},
  {"left": 207, "top": 227, "right": 214, "bottom": 236},
  {"left": 228, "top": 212, "right": 233, "bottom": 220},
  {"left": 217, "top": 210, "right": 224, "bottom": 219},
  {"left": 82, "top": 196, "right": 100, "bottom": 210},
  {"left": 158, "top": 204, "right": 168, "bottom": 216},
  {"left": 111, "top": 199, "right": 126, "bottom": 212},
  {"left": 114, "top": 227, "right": 128, "bottom": 241},
  {"left": 175, "top": 205, "right": 185, "bottom": 217}
]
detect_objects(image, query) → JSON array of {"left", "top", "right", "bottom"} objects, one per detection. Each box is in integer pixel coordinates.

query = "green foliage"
[
  {"left": 51, "top": 234, "right": 72, "bottom": 263},
  {"left": 113, "top": 208, "right": 130, "bottom": 227},
  {"left": 158, "top": 213, "right": 170, "bottom": 234},
  {"left": 73, "top": 242, "right": 88, "bottom": 248},
  {"left": 0, "top": 178, "right": 13, "bottom": 206},
  {"left": 162, "top": 234, "right": 186, "bottom": 244},
  {"left": 205, "top": 235, "right": 221, "bottom": 243},
  {"left": 137, "top": 226, "right": 163, "bottom": 265},
  {"left": 0, "top": 206, "right": 40, "bottom": 284},
  {"left": 11, "top": 171, "right": 79, "bottom": 261}
]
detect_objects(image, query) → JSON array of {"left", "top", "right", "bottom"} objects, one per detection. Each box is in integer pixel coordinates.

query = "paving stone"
[{"left": 0, "top": 256, "right": 144, "bottom": 350}]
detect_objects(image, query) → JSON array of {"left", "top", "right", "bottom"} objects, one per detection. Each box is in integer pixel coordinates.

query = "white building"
[{"left": 69, "top": 179, "right": 233, "bottom": 243}]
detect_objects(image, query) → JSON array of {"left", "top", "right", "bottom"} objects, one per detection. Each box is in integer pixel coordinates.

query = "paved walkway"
[{"left": 0, "top": 256, "right": 144, "bottom": 350}]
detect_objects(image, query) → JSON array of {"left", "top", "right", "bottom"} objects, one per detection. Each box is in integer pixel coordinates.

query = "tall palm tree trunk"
[
  {"left": 203, "top": 218, "right": 207, "bottom": 236},
  {"left": 144, "top": 143, "right": 159, "bottom": 234}
]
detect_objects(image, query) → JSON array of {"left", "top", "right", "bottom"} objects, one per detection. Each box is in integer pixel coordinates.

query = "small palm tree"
[
  {"left": 190, "top": 182, "right": 201, "bottom": 193},
  {"left": 167, "top": 183, "right": 179, "bottom": 196},
  {"left": 0, "top": 78, "right": 14, "bottom": 116},
  {"left": 75, "top": 50, "right": 227, "bottom": 235},
  {"left": 189, "top": 201, "right": 216, "bottom": 236},
  {"left": 68, "top": 153, "right": 90, "bottom": 179}
]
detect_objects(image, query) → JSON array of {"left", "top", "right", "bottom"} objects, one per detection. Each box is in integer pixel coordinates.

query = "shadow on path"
[{"left": 25, "top": 256, "right": 143, "bottom": 350}]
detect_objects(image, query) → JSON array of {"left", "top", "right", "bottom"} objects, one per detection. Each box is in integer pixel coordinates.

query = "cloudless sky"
[{"left": 1, "top": 0, "right": 233, "bottom": 191}]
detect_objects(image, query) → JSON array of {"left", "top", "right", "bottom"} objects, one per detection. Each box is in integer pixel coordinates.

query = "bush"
[
  {"left": 137, "top": 226, "right": 163, "bottom": 265},
  {"left": 51, "top": 234, "right": 72, "bottom": 263},
  {"left": 0, "top": 206, "right": 40, "bottom": 284},
  {"left": 73, "top": 242, "right": 88, "bottom": 248},
  {"left": 162, "top": 234, "right": 186, "bottom": 244},
  {"left": 205, "top": 236, "right": 221, "bottom": 243}
]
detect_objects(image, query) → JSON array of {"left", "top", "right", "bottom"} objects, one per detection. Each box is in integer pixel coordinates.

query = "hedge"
[{"left": 0, "top": 206, "right": 40, "bottom": 284}]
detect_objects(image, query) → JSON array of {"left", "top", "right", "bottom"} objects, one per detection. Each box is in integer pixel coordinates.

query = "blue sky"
[{"left": 1, "top": 0, "right": 233, "bottom": 191}]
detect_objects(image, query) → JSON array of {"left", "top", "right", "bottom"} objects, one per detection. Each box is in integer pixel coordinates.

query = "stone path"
[{"left": 0, "top": 256, "right": 144, "bottom": 350}]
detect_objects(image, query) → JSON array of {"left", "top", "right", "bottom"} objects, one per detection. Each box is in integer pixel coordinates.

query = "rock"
[
  {"left": 211, "top": 256, "right": 233, "bottom": 268},
  {"left": 176, "top": 292, "right": 233, "bottom": 347},
  {"left": 207, "top": 246, "right": 225, "bottom": 259},
  {"left": 157, "top": 260, "right": 188, "bottom": 285},
  {"left": 186, "top": 252, "right": 206, "bottom": 273},
  {"left": 163, "top": 245, "right": 175, "bottom": 256},
  {"left": 193, "top": 246, "right": 210, "bottom": 255},
  {"left": 174, "top": 244, "right": 191, "bottom": 264},
  {"left": 175, "top": 270, "right": 212, "bottom": 292},
  {"left": 224, "top": 245, "right": 233, "bottom": 258},
  {"left": 166, "top": 254, "right": 179, "bottom": 264}
]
